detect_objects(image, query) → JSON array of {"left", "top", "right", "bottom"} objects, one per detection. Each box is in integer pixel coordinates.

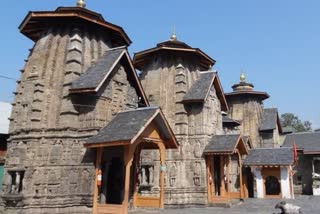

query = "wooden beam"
[
  {"left": 123, "top": 145, "right": 133, "bottom": 214},
  {"left": 157, "top": 141, "right": 166, "bottom": 209},
  {"left": 206, "top": 156, "right": 214, "bottom": 202},
  {"left": 220, "top": 155, "right": 225, "bottom": 197},
  {"left": 93, "top": 148, "right": 103, "bottom": 214}
]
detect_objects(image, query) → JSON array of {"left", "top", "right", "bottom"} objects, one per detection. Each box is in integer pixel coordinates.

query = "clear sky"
[{"left": 0, "top": 0, "right": 319, "bottom": 129}]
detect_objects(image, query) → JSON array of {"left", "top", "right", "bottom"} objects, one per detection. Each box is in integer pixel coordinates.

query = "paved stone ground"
[{"left": 130, "top": 195, "right": 320, "bottom": 214}]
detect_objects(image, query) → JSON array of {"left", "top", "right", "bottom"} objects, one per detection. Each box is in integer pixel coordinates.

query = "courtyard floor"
[{"left": 130, "top": 195, "right": 320, "bottom": 214}]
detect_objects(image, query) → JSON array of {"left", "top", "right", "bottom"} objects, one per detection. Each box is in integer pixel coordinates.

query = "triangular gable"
[
  {"left": 84, "top": 107, "right": 178, "bottom": 149},
  {"left": 182, "top": 71, "right": 228, "bottom": 111},
  {"left": 259, "top": 108, "right": 282, "bottom": 134},
  {"left": 203, "top": 134, "right": 248, "bottom": 155},
  {"left": 70, "top": 47, "right": 149, "bottom": 106}
]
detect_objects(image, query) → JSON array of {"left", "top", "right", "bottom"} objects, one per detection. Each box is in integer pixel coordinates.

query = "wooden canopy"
[
  {"left": 19, "top": 6, "right": 131, "bottom": 45},
  {"left": 133, "top": 39, "right": 215, "bottom": 71},
  {"left": 203, "top": 134, "right": 248, "bottom": 156},
  {"left": 84, "top": 107, "right": 178, "bottom": 149}
]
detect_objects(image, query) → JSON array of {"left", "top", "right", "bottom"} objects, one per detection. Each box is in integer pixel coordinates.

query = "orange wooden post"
[
  {"left": 158, "top": 142, "right": 166, "bottom": 209},
  {"left": 93, "top": 148, "right": 103, "bottom": 214},
  {"left": 220, "top": 155, "right": 225, "bottom": 197},
  {"left": 123, "top": 145, "right": 133, "bottom": 214},
  {"left": 206, "top": 156, "right": 213, "bottom": 202},
  {"left": 237, "top": 151, "right": 244, "bottom": 199},
  {"left": 211, "top": 156, "right": 215, "bottom": 197},
  {"left": 226, "top": 156, "right": 230, "bottom": 195}
]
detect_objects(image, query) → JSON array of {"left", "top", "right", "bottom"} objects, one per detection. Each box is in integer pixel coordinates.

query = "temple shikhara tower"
[{"left": 1, "top": 1, "right": 296, "bottom": 214}]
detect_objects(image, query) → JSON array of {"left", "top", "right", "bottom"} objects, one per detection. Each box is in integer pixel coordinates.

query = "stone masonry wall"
[
  {"left": 227, "top": 97, "right": 264, "bottom": 148},
  {"left": 3, "top": 24, "right": 139, "bottom": 213},
  {"left": 139, "top": 54, "right": 222, "bottom": 205}
]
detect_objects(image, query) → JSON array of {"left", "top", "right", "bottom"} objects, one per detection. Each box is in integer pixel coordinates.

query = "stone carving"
[
  {"left": 194, "top": 141, "right": 201, "bottom": 158},
  {"left": 169, "top": 163, "right": 177, "bottom": 187},
  {"left": 4, "top": 12, "right": 142, "bottom": 212},
  {"left": 193, "top": 162, "right": 201, "bottom": 186}
]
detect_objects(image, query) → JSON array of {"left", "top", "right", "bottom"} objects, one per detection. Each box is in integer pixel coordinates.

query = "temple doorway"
[
  {"left": 265, "top": 176, "right": 281, "bottom": 195},
  {"left": 213, "top": 156, "right": 221, "bottom": 196},
  {"left": 261, "top": 168, "right": 281, "bottom": 198},
  {"left": 106, "top": 157, "right": 124, "bottom": 204}
]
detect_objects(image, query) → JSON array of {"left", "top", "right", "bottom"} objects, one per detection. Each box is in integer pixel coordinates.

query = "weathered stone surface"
[
  {"left": 3, "top": 21, "right": 139, "bottom": 213},
  {"left": 139, "top": 53, "right": 223, "bottom": 205}
]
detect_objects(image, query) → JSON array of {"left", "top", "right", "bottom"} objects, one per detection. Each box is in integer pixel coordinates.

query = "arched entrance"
[
  {"left": 261, "top": 168, "right": 281, "bottom": 198},
  {"left": 265, "top": 176, "right": 281, "bottom": 195}
]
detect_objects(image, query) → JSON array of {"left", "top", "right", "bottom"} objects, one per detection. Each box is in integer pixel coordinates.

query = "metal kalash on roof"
[{"left": 76, "top": 0, "right": 86, "bottom": 8}]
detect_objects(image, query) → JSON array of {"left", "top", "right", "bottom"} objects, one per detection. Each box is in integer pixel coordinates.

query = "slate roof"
[
  {"left": 243, "top": 136, "right": 253, "bottom": 150},
  {"left": 222, "top": 116, "right": 241, "bottom": 127},
  {"left": 71, "top": 47, "right": 126, "bottom": 91},
  {"left": 244, "top": 148, "right": 294, "bottom": 166},
  {"left": 20, "top": 6, "right": 131, "bottom": 45},
  {"left": 204, "top": 134, "right": 245, "bottom": 154},
  {"left": 182, "top": 71, "right": 228, "bottom": 111},
  {"left": 85, "top": 107, "right": 178, "bottom": 148},
  {"left": 133, "top": 39, "right": 215, "bottom": 71},
  {"left": 183, "top": 72, "right": 216, "bottom": 102},
  {"left": 282, "top": 132, "right": 320, "bottom": 154},
  {"left": 259, "top": 108, "right": 281, "bottom": 132},
  {"left": 225, "top": 90, "right": 270, "bottom": 100}
]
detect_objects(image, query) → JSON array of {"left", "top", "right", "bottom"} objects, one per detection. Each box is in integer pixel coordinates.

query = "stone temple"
[{"left": 1, "top": 2, "right": 296, "bottom": 214}]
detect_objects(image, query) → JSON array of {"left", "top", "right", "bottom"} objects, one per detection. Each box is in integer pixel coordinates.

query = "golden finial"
[
  {"left": 170, "top": 25, "right": 177, "bottom": 41},
  {"left": 240, "top": 72, "right": 246, "bottom": 83},
  {"left": 76, "top": 0, "right": 86, "bottom": 8}
]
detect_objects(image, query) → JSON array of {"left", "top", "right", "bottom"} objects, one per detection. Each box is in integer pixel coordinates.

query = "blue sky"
[{"left": 0, "top": 0, "right": 319, "bottom": 129}]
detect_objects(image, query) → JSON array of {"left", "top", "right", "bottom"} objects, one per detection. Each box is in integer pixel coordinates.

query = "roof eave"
[{"left": 19, "top": 9, "right": 131, "bottom": 45}]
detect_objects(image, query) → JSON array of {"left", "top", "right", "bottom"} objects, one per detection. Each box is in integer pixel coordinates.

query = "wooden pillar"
[
  {"left": 158, "top": 142, "right": 166, "bottom": 209},
  {"left": 226, "top": 156, "right": 230, "bottom": 194},
  {"left": 132, "top": 144, "right": 141, "bottom": 208},
  {"left": 93, "top": 148, "right": 103, "bottom": 214},
  {"left": 220, "top": 155, "right": 225, "bottom": 196},
  {"left": 237, "top": 151, "right": 244, "bottom": 198},
  {"left": 123, "top": 146, "right": 133, "bottom": 214},
  {"left": 206, "top": 156, "right": 213, "bottom": 202},
  {"left": 211, "top": 156, "right": 215, "bottom": 196}
]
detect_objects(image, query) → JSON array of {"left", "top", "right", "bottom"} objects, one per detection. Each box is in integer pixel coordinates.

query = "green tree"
[{"left": 280, "top": 113, "right": 312, "bottom": 132}]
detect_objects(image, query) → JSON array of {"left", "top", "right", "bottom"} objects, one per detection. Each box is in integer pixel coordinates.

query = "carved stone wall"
[
  {"left": 227, "top": 97, "right": 264, "bottom": 148},
  {"left": 3, "top": 24, "right": 139, "bottom": 213},
  {"left": 139, "top": 54, "right": 223, "bottom": 205}
]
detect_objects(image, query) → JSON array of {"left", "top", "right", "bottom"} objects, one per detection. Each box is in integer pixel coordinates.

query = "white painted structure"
[
  {"left": 280, "top": 167, "right": 293, "bottom": 199},
  {"left": 0, "top": 102, "right": 11, "bottom": 134},
  {"left": 253, "top": 166, "right": 294, "bottom": 199},
  {"left": 254, "top": 168, "right": 264, "bottom": 198}
]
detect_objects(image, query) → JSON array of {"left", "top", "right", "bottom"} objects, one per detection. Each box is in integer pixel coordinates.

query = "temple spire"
[
  {"left": 170, "top": 25, "right": 177, "bottom": 41},
  {"left": 76, "top": 0, "right": 86, "bottom": 8}
]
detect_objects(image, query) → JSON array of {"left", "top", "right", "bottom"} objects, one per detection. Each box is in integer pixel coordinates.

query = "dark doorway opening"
[
  {"left": 106, "top": 157, "right": 125, "bottom": 204},
  {"left": 213, "top": 156, "right": 221, "bottom": 196},
  {"left": 265, "top": 176, "right": 280, "bottom": 195},
  {"left": 246, "top": 167, "right": 254, "bottom": 198}
]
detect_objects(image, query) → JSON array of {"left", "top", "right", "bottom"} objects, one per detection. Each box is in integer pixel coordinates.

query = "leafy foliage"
[{"left": 280, "top": 113, "right": 312, "bottom": 132}]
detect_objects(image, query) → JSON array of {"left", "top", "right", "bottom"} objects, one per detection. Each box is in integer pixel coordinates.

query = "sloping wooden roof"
[
  {"left": 259, "top": 108, "right": 282, "bottom": 133},
  {"left": 222, "top": 116, "right": 241, "bottom": 127},
  {"left": 84, "top": 107, "right": 178, "bottom": 149},
  {"left": 203, "top": 134, "right": 248, "bottom": 155},
  {"left": 133, "top": 39, "right": 215, "bottom": 71},
  {"left": 282, "top": 132, "right": 320, "bottom": 154},
  {"left": 182, "top": 71, "right": 228, "bottom": 112},
  {"left": 70, "top": 47, "right": 149, "bottom": 106},
  {"left": 225, "top": 90, "right": 270, "bottom": 100},
  {"left": 19, "top": 6, "right": 131, "bottom": 45},
  {"left": 244, "top": 148, "right": 294, "bottom": 166}
]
